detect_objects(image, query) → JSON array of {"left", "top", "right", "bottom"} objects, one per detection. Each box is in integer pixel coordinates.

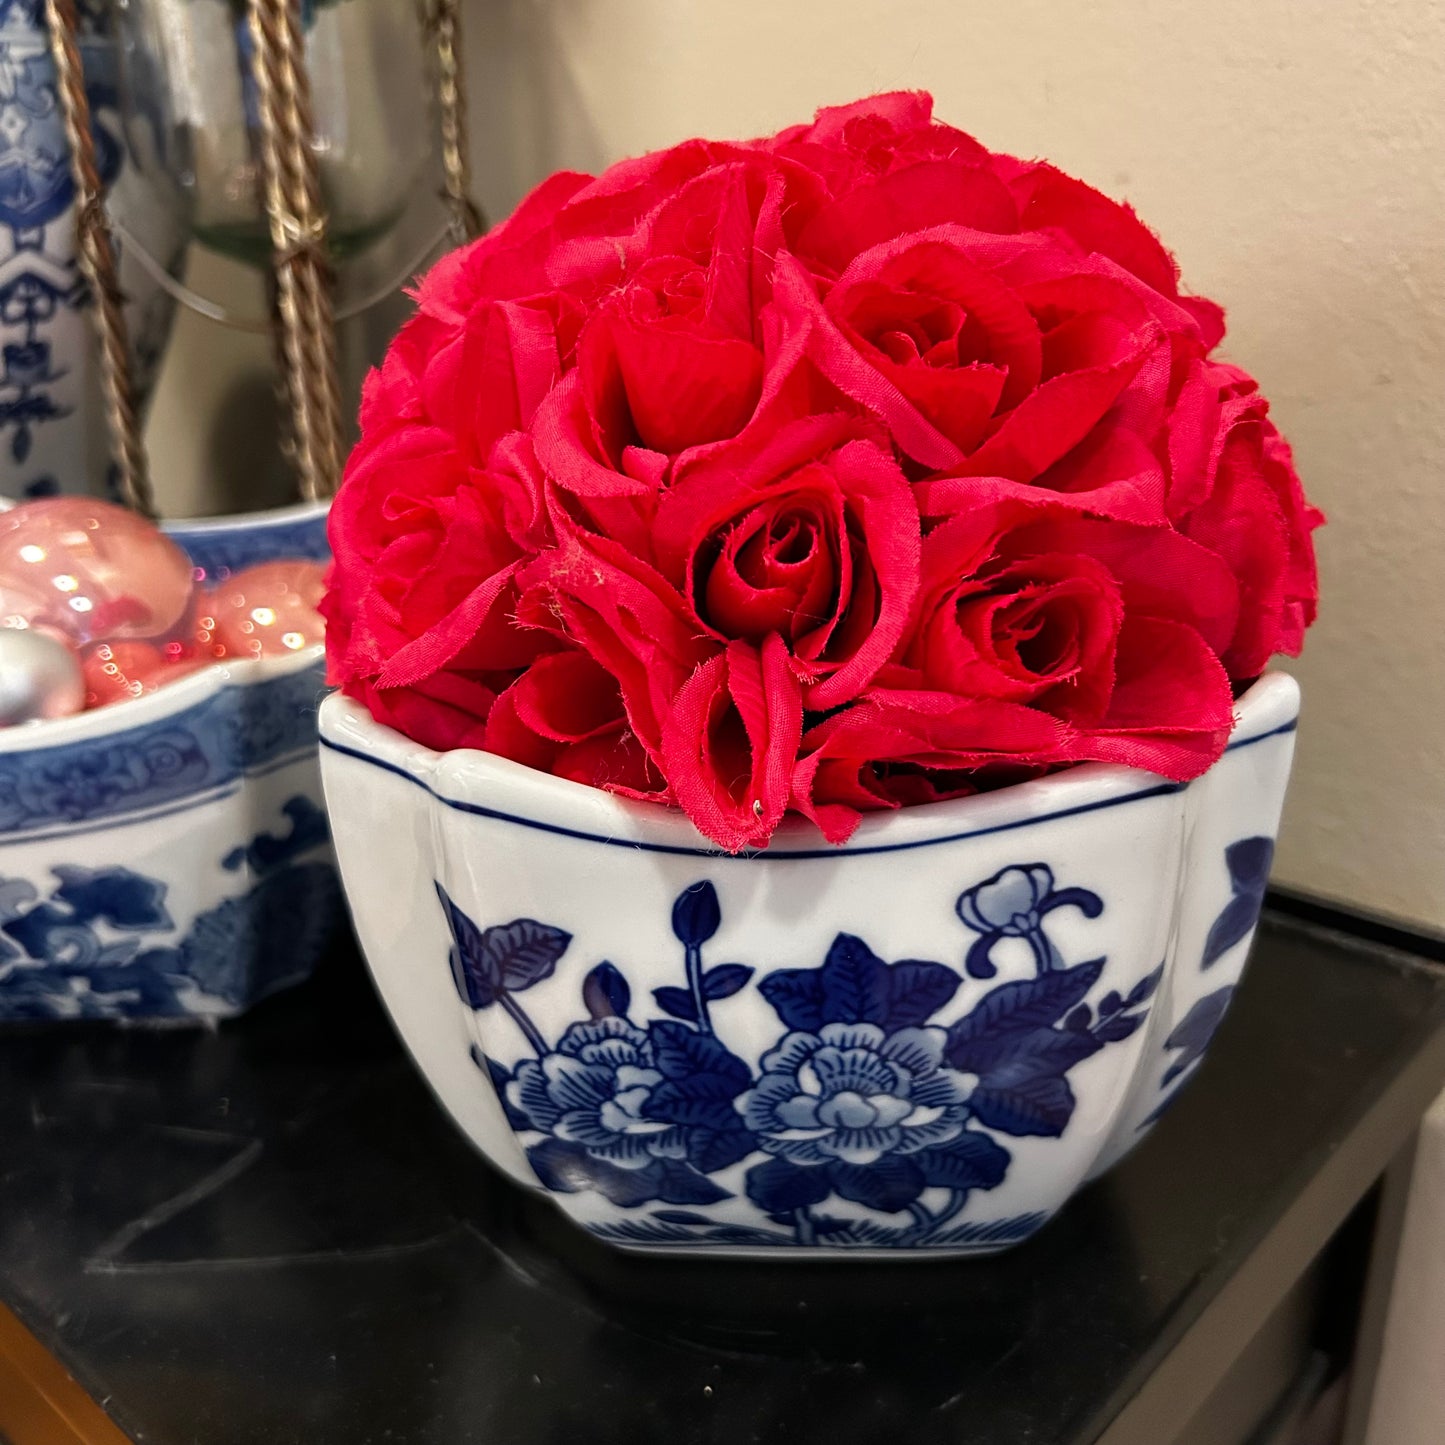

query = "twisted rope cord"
[
  {"left": 426, "top": 0, "right": 484, "bottom": 244},
  {"left": 43, "top": 0, "right": 156, "bottom": 517},
  {"left": 246, "top": 0, "right": 344, "bottom": 501}
]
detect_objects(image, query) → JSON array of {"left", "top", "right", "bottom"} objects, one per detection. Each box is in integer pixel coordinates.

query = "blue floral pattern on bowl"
[
  {"left": 443, "top": 866, "right": 1162, "bottom": 1250},
  {"left": 319, "top": 672, "right": 1302, "bottom": 1257},
  {"left": 0, "top": 794, "right": 338, "bottom": 1021}
]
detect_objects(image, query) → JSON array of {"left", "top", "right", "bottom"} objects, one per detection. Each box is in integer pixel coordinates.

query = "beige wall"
[{"left": 461, "top": 0, "right": 1445, "bottom": 929}]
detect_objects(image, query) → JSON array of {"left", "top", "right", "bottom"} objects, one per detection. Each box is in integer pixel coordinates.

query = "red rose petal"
[
  {"left": 1059, "top": 614, "right": 1234, "bottom": 779},
  {"left": 663, "top": 634, "right": 803, "bottom": 852},
  {"left": 792, "top": 689, "right": 1070, "bottom": 843},
  {"left": 798, "top": 159, "right": 1019, "bottom": 275}
]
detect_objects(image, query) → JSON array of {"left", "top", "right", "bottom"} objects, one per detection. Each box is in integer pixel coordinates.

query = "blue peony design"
[
  {"left": 742, "top": 1023, "right": 976, "bottom": 1166},
  {"left": 508, "top": 1018, "right": 689, "bottom": 1168},
  {"left": 448, "top": 863, "right": 1179, "bottom": 1248}
]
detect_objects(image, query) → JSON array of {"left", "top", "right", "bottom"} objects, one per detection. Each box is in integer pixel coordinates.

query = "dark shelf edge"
[{"left": 1266, "top": 889, "right": 1445, "bottom": 966}]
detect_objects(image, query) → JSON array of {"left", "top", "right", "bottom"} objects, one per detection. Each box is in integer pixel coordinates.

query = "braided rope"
[
  {"left": 426, "top": 0, "right": 484, "bottom": 244},
  {"left": 42, "top": 0, "right": 156, "bottom": 517},
  {"left": 246, "top": 0, "right": 344, "bottom": 502}
]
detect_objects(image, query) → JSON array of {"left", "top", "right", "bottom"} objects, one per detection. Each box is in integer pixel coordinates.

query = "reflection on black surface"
[{"left": 1, "top": 918, "right": 1442, "bottom": 1445}]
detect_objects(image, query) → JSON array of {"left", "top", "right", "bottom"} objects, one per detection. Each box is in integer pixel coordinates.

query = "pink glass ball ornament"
[
  {"left": 0, "top": 627, "right": 85, "bottom": 726},
  {"left": 0, "top": 572, "right": 62, "bottom": 635},
  {"left": 81, "top": 640, "right": 207, "bottom": 710},
  {"left": 0, "top": 498, "right": 196, "bottom": 646},
  {"left": 201, "top": 560, "right": 326, "bottom": 660}
]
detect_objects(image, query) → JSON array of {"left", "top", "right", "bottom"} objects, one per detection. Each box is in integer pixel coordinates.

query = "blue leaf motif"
[
  {"left": 1093, "top": 1011, "right": 1145, "bottom": 1044},
  {"left": 702, "top": 963, "right": 753, "bottom": 1000},
  {"left": 49, "top": 866, "right": 172, "bottom": 930},
  {"left": 830, "top": 1158, "right": 925, "bottom": 1213},
  {"left": 686, "top": 1125, "right": 757, "bottom": 1173},
  {"left": 1227, "top": 836, "right": 1276, "bottom": 892},
  {"left": 653, "top": 985, "right": 698, "bottom": 1022},
  {"left": 527, "top": 1138, "right": 661, "bottom": 1207},
  {"left": 883, "top": 959, "right": 962, "bottom": 1028},
  {"left": 671, "top": 880, "right": 721, "bottom": 947},
  {"left": 988, "top": 1027, "right": 1101, "bottom": 1078},
  {"left": 757, "top": 968, "right": 825, "bottom": 1031},
  {"left": 1161, "top": 986, "right": 1237, "bottom": 1087},
  {"left": 745, "top": 1157, "right": 831, "bottom": 1214},
  {"left": 917, "top": 1132, "right": 1011, "bottom": 1191},
  {"left": 649, "top": 1020, "right": 753, "bottom": 1098},
  {"left": 649, "top": 1159, "right": 731, "bottom": 1206},
  {"left": 1126, "top": 964, "right": 1165, "bottom": 1009},
  {"left": 641, "top": 1084, "right": 738, "bottom": 1128},
  {"left": 971, "top": 1074, "right": 1077, "bottom": 1138},
  {"left": 1203, "top": 836, "right": 1275, "bottom": 969},
  {"left": 582, "top": 962, "right": 631, "bottom": 1019},
  {"left": 816, "top": 933, "right": 891, "bottom": 1024},
  {"left": 436, "top": 883, "right": 501, "bottom": 1008},
  {"left": 946, "top": 960, "right": 1104, "bottom": 1068},
  {"left": 486, "top": 919, "right": 572, "bottom": 991},
  {"left": 1203, "top": 896, "right": 1264, "bottom": 970}
]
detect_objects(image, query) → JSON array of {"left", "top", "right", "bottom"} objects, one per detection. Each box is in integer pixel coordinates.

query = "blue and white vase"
[{"left": 0, "top": 0, "right": 184, "bottom": 501}]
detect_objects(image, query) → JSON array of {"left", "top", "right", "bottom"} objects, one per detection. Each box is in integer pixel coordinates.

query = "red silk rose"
[{"left": 326, "top": 91, "right": 1322, "bottom": 851}]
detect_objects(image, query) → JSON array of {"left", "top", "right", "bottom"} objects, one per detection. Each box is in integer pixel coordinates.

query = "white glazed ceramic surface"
[
  {"left": 0, "top": 501, "right": 338, "bottom": 1022},
  {"left": 320, "top": 673, "right": 1300, "bottom": 1257}
]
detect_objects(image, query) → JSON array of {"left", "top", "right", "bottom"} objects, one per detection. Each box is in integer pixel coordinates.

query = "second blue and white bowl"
[{"left": 0, "top": 501, "right": 338, "bottom": 1024}]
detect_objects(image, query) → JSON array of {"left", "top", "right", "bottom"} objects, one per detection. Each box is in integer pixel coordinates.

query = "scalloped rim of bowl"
[
  {"left": 0, "top": 642, "right": 325, "bottom": 755},
  {"left": 159, "top": 497, "right": 331, "bottom": 537},
  {"left": 319, "top": 671, "right": 1301, "bottom": 858}
]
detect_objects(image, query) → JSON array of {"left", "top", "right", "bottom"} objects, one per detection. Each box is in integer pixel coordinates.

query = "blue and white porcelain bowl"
[
  {"left": 319, "top": 672, "right": 1300, "bottom": 1257},
  {"left": 0, "top": 501, "right": 339, "bottom": 1024}
]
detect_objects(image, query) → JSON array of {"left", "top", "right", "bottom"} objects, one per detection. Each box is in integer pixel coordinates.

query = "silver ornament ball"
[{"left": 0, "top": 627, "right": 85, "bottom": 726}]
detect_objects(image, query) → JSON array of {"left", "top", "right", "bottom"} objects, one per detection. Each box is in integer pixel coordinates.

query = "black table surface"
[{"left": 2, "top": 911, "right": 1444, "bottom": 1445}]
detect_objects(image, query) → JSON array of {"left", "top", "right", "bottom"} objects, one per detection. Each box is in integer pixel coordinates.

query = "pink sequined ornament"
[
  {"left": 81, "top": 640, "right": 207, "bottom": 709},
  {"left": 0, "top": 498, "right": 195, "bottom": 645},
  {"left": 204, "top": 560, "right": 326, "bottom": 660}
]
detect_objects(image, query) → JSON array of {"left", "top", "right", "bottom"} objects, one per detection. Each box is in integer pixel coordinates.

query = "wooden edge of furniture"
[{"left": 0, "top": 1301, "right": 132, "bottom": 1445}]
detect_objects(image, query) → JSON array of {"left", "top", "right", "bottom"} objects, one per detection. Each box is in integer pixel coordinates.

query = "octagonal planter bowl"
[
  {"left": 0, "top": 501, "right": 339, "bottom": 1024},
  {"left": 318, "top": 672, "right": 1300, "bottom": 1258}
]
